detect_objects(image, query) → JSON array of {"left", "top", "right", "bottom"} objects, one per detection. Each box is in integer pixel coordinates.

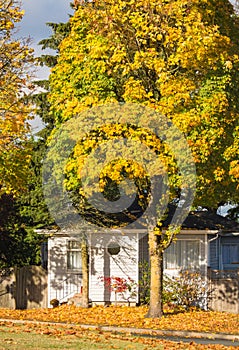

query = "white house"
[{"left": 39, "top": 210, "right": 239, "bottom": 307}]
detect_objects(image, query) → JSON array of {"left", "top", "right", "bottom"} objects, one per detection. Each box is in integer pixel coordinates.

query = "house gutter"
[{"left": 208, "top": 233, "right": 219, "bottom": 243}]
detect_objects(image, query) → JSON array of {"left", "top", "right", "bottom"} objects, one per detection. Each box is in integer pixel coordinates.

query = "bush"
[
  {"left": 138, "top": 261, "right": 206, "bottom": 310},
  {"left": 164, "top": 270, "right": 207, "bottom": 310}
]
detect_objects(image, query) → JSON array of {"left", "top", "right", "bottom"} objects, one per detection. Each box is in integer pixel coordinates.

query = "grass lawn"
[
  {"left": 0, "top": 321, "right": 237, "bottom": 350},
  {"left": 0, "top": 324, "right": 157, "bottom": 350},
  {"left": 0, "top": 322, "right": 172, "bottom": 350}
]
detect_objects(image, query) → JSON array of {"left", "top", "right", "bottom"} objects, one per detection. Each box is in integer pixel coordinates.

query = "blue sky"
[
  {"left": 16, "top": 1, "right": 73, "bottom": 131},
  {"left": 18, "top": 0, "right": 73, "bottom": 79}
]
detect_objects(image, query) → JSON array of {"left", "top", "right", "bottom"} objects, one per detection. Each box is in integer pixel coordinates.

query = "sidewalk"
[{"left": 0, "top": 318, "right": 239, "bottom": 347}]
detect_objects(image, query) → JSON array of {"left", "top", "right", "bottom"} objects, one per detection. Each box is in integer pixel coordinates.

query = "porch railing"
[{"left": 55, "top": 274, "right": 82, "bottom": 302}]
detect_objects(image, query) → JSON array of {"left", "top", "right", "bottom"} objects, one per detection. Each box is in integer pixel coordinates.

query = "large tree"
[
  {"left": 47, "top": 0, "right": 239, "bottom": 317},
  {"left": 0, "top": 193, "right": 43, "bottom": 268},
  {"left": 0, "top": 0, "right": 35, "bottom": 195}
]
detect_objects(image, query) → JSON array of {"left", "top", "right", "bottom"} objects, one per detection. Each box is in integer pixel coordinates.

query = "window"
[
  {"left": 164, "top": 240, "right": 200, "bottom": 270},
  {"left": 67, "top": 241, "right": 82, "bottom": 271},
  {"left": 222, "top": 243, "right": 239, "bottom": 269}
]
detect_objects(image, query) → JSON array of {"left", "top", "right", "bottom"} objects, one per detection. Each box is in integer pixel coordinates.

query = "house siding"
[
  {"left": 208, "top": 235, "right": 219, "bottom": 270},
  {"left": 89, "top": 232, "right": 138, "bottom": 304},
  {"left": 47, "top": 230, "right": 211, "bottom": 306},
  {"left": 48, "top": 236, "right": 82, "bottom": 306}
]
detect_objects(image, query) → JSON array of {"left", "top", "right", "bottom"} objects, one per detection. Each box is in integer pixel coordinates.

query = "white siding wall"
[
  {"left": 89, "top": 232, "right": 138, "bottom": 304},
  {"left": 48, "top": 231, "right": 209, "bottom": 306},
  {"left": 48, "top": 236, "right": 82, "bottom": 306}
]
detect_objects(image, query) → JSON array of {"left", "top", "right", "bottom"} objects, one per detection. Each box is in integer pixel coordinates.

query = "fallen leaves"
[
  {"left": 0, "top": 320, "right": 237, "bottom": 350},
  {"left": 0, "top": 305, "right": 238, "bottom": 336}
]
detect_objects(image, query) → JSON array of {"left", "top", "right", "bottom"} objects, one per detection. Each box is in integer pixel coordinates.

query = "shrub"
[
  {"left": 138, "top": 261, "right": 206, "bottom": 309},
  {"left": 168, "top": 270, "right": 207, "bottom": 310},
  {"left": 98, "top": 276, "right": 137, "bottom": 304}
]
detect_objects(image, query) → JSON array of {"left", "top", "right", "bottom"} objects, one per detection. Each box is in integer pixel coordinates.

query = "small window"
[
  {"left": 107, "top": 242, "right": 120, "bottom": 255},
  {"left": 67, "top": 241, "right": 82, "bottom": 271},
  {"left": 222, "top": 243, "right": 239, "bottom": 269}
]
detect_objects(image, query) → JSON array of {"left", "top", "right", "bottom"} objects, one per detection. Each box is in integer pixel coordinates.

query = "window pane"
[
  {"left": 68, "top": 241, "right": 81, "bottom": 250},
  {"left": 67, "top": 251, "right": 82, "bottom": 270},
  {"left": 67, "top": 241, "right": 82, "bottom": 271},
  {"left": 222, "top": 244, "right": 239, "bottom": 264},
  {"left": 164, "top": 240, "right": 200, "bottom": 270},
  {"left": 184, "top": 240, "right": 200, "bottom": 269},
  {"left": 164, "top": 243, "right": 176, "bottom": 269}
]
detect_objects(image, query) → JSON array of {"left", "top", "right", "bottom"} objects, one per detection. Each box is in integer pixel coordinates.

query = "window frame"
[
  {"left": 221, "top": 243, "right": 239, "bottom": 270},
  {"left": 164, "top": 238, "right": 201, "bottom": 271},
  {"left": 66, "top": 240, "right": 82, "bottom": 273}
]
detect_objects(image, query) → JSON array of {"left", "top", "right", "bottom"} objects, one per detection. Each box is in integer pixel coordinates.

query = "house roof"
[
  {"left": 163, "top": 206, "right": 239, "bottom": 232},
  {"left": 36, "top": 204, "right": 239, "bottom": 234}
]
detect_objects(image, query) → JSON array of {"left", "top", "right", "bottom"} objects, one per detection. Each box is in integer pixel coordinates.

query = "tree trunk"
[
  {"left": 145, "top": 230, "right": 164, "bottom": 318},
  {"left": 81, "top": 237, "right": 89, "bottom": 308}
]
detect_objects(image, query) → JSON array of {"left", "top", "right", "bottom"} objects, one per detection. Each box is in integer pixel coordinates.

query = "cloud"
[
  {"left": 19, "top": 0, "right": 73, "bottom": 44},
  {"left": 16, "top": 0, "right": 73, "bottom": 79}
]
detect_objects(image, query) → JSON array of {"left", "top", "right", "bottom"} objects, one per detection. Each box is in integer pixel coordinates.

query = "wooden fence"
[
  {"left": 207, "top": 269, "right": 239, "bottom": 314},
  {"left": 0, "top": 266, "right": 238, "bottom": 312},
  {"left": 0, "top": 266, "right": 48, "bottom": 310}
]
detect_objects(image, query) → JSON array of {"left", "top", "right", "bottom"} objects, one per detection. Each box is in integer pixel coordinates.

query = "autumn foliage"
[
  {"left": 0, "top": 0, "right": 35, "bottom": 195},
  {"left": 0, "top": 305, "right": 238, "bottom": 337},
  {"left": 49, "top": 0, "right": 239, "bottom": 208}
]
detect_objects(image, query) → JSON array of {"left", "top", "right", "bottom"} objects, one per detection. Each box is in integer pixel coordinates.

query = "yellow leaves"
[
  {"left": 123, "top": 78, "right": 149, "bottom": 102},
  {"left": 160, "top": 76, "right": 195, "bottom": 101},
  {"left": 111, "top": 46, "right": 127, "bottom": 66},
  {"left": 229, "top": 161, "right": 239, "bottom": 184},
  {"left": 87, "top": 34, "right": 110, "bottom": 60},
  {"left": 0, "top": 2, "right": 24, "bottom": 31},
  {"left": 0, "top": 0, "right": 35, "bottom": 195},
  {"left": 153, "top": 227, "right": 162, "bottom": 235},
  {"left": 0, "top": 305, "right": 238, "bottom": 338},
  {"left": 224, "top": 60, "right": 233, "bottom": 70},
  {"left": 164, "top": 27, "right": 182, "bottom": 48},
  {"left": 213, "top": 167, "right": 225, "bottom": 182},
  {"left": 49, "top": 0, "right": 239, "bottom": 209}
]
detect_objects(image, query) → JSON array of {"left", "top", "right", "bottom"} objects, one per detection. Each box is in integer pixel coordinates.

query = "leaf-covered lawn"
[
  {"left": 0, "top": 321, "right": 237, "bottom": 350},
  {"left": 0, "top": 305, "right": 238, "bottom": 336}
]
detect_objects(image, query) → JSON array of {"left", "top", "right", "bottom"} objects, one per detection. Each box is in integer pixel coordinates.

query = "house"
[{"left": 38, "top": 209, "right": 239, "bottom": 308}]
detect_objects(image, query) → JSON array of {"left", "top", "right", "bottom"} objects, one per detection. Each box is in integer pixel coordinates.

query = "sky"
[
  {"left": 18, "top": 0, "right": 73, "bottom": 79},
  {"left": 16, "top": 0, "right": 73, "bottom": 131}
]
